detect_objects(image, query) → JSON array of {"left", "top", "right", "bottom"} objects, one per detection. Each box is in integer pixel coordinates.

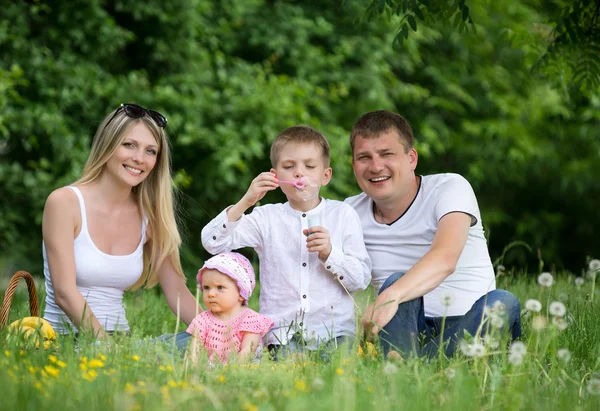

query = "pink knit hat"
[{"left": 197, "top": 252, "right": 256, "bottom": 303}]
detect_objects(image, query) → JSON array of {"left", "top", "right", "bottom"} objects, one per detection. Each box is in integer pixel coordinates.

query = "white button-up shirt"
[{"left": 201, "top": 198, "right": 371, "bottom": 347}]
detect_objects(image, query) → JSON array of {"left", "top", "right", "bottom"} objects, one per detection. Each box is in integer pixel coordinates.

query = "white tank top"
[{"left": 43, "top": 186, "right": 146, "bottom": 333}]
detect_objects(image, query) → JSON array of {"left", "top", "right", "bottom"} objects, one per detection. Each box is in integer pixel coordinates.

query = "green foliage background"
[{"left": 1, "top": 0, "right": 599, "bottom": 276}]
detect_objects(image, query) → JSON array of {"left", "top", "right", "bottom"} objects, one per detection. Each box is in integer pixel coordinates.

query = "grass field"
[{"left": 1, "top": 265, "right": 600, "bottom": 410}]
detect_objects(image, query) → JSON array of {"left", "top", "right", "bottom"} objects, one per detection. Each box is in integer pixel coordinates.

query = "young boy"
[{"left": 201, "top": 125, "right": 371, "bottom": 355}]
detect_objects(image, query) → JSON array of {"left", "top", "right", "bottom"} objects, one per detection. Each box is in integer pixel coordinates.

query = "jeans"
[
  {"left": 268, "top": 335, "right": 353, "bottom": 361},
  {"left": 378, "top": 272, "right": 522, "bottom": 358},
  {"left": 154, "top": 331, "right": 192, "bottom": 354}
]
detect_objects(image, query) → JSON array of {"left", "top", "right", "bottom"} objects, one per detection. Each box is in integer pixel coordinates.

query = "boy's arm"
[
  {"left": 237, "top": 332, "right": 261, "bottom": 363},
  {"left": 201, "top": 172, "right": 278, "bottom": 254},
  {"left": 320, "top": 207, "right": 372, "bottom": 293}
]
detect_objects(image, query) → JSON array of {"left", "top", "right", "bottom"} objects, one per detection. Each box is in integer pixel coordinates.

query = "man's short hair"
[
  {"left": 350, "top": 110, "right": 414, "bottom": 153},
  {"left": 270, "top": 125, "right": 331, "bottom": 167}
]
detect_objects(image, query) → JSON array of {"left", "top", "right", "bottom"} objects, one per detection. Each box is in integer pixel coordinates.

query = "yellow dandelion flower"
[
  {"left": 57, "top": 360, "right": 67, "bottom": 368},
  {"left": 367, "top": 387, "right": 374, "bottom": 393},
  {"left": 80, "top": 356, "right": 88, "bottom": 364},
  {"left": 168, "top": 380, "right": 178, "bottom": 388},
  {"left": 88, "top": 359, "right": 105, "bottom": 368},
  {"left": 166, "top": 365, "right": 173, "bottom": 372},
  {"left": 4, "top": 350, "right": 10, "bottom": 357},
  {"left": 160, "top": 386, "right": 169, "bottom": 395},
  {"left": 218, "top": 375, "right": 227, "bottom": 383},
  {"left": 44, "top": 365, "right": 60, "bottom": 377},
  {"left": 19, "top": 350, "right": 25, "bottom": 356},
  {"left": 242, "top": 403, "right": 258, "bottom": 411},
  {"left": 132, "top": 355, "right": 140, "bottom": 361},
  {"left": 48, "top": 355, "right": 57, "bottom": 363},
  {"left": 83, "top": 370, "right": 98, "bottom": 382},
  {"left": 80, "top": 363, "right": 88, "bottom": 371},
  {"left": 41, "top": 370, "right": 47, "bottom": 378},
  {"left": 125, "top": 383, "right": 136, "bottom": 394},
  {"left": 98, "top": 354, "right": 107, "bottom": 361},
  {"left": 294, "top": 380, "right": 309, "bottom": 392},
  {"left": 336, "top": 368, "right": 344, "bottom": 375},
  {"left": 29, "top": 366, "right": 36, "bottom": 374},
  {"left": 137, "top": 381, "right": 146, "bottom": 387},
  {"left": 34, "top": 382, "right": 43, "bottom": 390}
]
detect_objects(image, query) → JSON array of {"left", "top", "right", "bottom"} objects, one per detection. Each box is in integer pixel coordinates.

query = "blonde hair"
[
  {"left": 75, "top": 107, "right": 185, "bottom": 289},
  {"left": 269, "top": 125, "right": 331, "bottom": 168}
]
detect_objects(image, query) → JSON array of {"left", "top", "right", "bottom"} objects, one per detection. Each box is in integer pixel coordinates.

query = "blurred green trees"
[{"left": 1, "top": 0, "right": 598, "bottom": 275}]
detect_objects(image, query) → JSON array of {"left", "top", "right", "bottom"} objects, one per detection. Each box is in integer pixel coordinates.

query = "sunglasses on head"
[{"left": 106, "top": 103, "right": 168, "bottom": 128}]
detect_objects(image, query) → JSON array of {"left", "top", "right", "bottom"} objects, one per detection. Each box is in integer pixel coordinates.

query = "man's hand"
[
  {"left": 240, "top": 171, "right": 279, "bottom": 208},
  {"left": 303, "top": 226, "right": 332, "bottom": 261},
  {"left": 361, "top": 290, "right": 399, "bottom": 340}
]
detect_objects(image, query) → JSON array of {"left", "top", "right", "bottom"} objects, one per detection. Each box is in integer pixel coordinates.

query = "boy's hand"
[
  {"left": 241, "top": 172, "right": 279, "bottom": 208},
  {"left": 303, "top": 226, "right": 332, "bottom": 261}
]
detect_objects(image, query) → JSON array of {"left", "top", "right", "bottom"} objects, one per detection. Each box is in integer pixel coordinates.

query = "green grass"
[{"left": 1, "top": 271, "right": 600, "bottom": 410}]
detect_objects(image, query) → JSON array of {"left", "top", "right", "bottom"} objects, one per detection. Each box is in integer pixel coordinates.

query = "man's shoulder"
[
  {"left": 423, "top": 172, "right": 469, "bottom": 186},
  {"left": 343, "top": 192, "right": 369, "bottom": 209}
]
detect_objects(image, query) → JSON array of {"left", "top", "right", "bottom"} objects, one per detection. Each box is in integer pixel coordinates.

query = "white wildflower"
[
  {"left": 538, "top": 272, "right": 554, "bottom": 287},
  {"left": 575, "top": 277, "right": 585, "bottom": 287},
  {"left": 557, "top": 348, "right": 571, "bottom": 363},
  {"left": 589, "top": 259, "right": 600, "bottom": 271},
  {"left": 510, "top": 341, "right": 527, "bottom": 356},
  {"left": 439, "top": 291, "right": 455, "bottom": 308},
  {"left": 508, "top": 352, "right": 524, "bottom": 366},
  {"left": 493, "top": 300, "right": 506, "bottom": 312},
  {"left": 383, "top": 362, "right": 398, "bottom": 375},
  {"left": 525, "top": 299, "right": 542, "bottom": 313},
  {"left": 490, "top": 315, "right": 505, "bottom": 329},
  {"left": 472, "top": 343, "right": 485, "bottom": 357},
  {"left": 444, "top": 368, "right": 456, "bottom": 379},
  {"left": 587, "top": 378, "right": 600, "bottom": 395},
  {"left": 532, "top": 315, "right": 547, "bottom": 331},
  {"left": 496, "top": 264, "right": 506, "bottom": 273},
  {"left": 460, "top": 341, "right": 474, "bottom": 357},
  {"left": 552, "top": 316, "right": 568, "bottom": 330},
  {"left": 483, "top": 335, "right": 500, "bottom": 349},
  {"left": 312, "top": 377, "right": 325, "bottom": 390},
  {"left": 549, "top": 301, "right": 566, "bottom": 318}
]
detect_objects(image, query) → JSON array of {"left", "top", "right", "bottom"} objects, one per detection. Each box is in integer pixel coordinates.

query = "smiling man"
[{"left": 345, "top": 110, "right": 522, "bottom": 358}]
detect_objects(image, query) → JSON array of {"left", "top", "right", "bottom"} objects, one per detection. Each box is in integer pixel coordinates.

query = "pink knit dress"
[{"left": 186, "top": 308, "right": 274, "bottom": 364}]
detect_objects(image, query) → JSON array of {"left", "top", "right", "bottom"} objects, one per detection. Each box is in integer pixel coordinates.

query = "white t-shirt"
[
  {"left": 345, "top": 173, "right": 495, "bottom": 317},
  {"left": 202, "top": 198, "right": 372, "bottom": 347}
]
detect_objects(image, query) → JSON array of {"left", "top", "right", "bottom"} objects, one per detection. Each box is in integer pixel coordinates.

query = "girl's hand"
[
  {"left": 240, "top": 172, "right": 279, "bottom": 208},
  {"left": 303, "top": 226, "right": 332, "bottom": 261}
]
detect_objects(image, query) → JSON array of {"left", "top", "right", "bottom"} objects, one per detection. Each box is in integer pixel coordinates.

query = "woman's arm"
[
  {"left": 157, "top": 257, "right": 202, "bottom": 326},
  {"left": 42, "top": 188, "right": 107, "bottom": 339},
  {"left": 238, "top": 332, "right": 261, "bottom": 363}
]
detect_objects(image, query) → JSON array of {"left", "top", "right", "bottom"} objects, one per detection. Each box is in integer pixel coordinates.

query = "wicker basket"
[{"left": 0, "top": 270, "right": 40, "bottom": 328}]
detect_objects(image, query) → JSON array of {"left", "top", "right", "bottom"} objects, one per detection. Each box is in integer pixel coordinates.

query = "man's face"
[{"left": 352, "top": 129, "right": 418, "bottom": 205}]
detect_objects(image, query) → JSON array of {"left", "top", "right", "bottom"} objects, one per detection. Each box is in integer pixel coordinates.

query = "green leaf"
[{"left": 408, "top": 15, "right": 417, "bottom": 31}]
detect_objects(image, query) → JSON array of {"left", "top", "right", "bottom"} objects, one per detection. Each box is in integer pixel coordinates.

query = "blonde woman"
[{"left": 42, "top": 104, "right": 198, "bottom": 342}]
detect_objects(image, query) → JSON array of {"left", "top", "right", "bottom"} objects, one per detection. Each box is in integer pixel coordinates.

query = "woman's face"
[{"left": 105, "top": 123, "right": 159, "bottom": 187}]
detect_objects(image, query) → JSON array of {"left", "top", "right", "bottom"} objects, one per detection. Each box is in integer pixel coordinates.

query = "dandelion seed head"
[
  {"left": 538, "top": 272, "right": 554, "bottom": 287},
  {"left": 589, "top": 259, "right": 600, "bottom": 271},
  {"left": 510, "top": 341, "right": 527, "bottom": 356},
  {"left": 471, "top": 343, "right": 485, "bottom": 357},
  {"left": 460, "top": 341, "right": 474, "bottom": 357},
  {"left": 549, "top": 301, "right": 566, "bottom": 317},
  {"left": 575, "top": 277, "right": 585, "bottom": 287},
  {"left": 383, "top": 362, "right": 398, "bottom": 375},
  {"left": 552, "top": 316, "right": 568, "bottom": 330},
  {"left": 525, "top": 299, "right": 542, "bottom": 312},
  {"left": 496, "top": 265, "right": 506, "bottom": 273},
  {"left": 493, "top": 300, "right": 505, "bottom": 312},
  {"left": 483, "top": 335, "right": 499, "bottom": 349},
  {"left": 532, "top": 315, "right": 547, "bottom": 331},
  {"left": 491, "top": 315, "right": 504, "bottom": 329},
  {"left": 445, "top": 368, "right": 456, "bottom": 379},
  {"left": 557, "top": 348, "right": 571, "bottom": 363},
  {"left": 312, "top": 377, "right": 325, "bottom": 390},
  {"left": 587, "top": 378, "right": 600, "bottom": 395},
  {"left": 508, "top": 352, "right": 523, "bottom": 366},
  {"left": 439, "top": 291, "right": 455, "bottom": 307}
]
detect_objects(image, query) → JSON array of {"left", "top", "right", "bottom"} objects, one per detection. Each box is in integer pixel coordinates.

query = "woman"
[{"left": 42, "top": 104, "right": 198, "bottom": 340}]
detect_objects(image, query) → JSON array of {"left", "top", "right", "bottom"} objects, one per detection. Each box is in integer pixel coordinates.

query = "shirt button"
[
  {"left": 299, "top": 322, "right": 303, "bottom": 327},
  {"left": 302, "top": 263, "right": 306, "bottom": 267},
  {"left": 303, "top": 294, "right": 307, "bottom": 299},
  {"left": 212, "top": 236, "right": 216, "bottom": 240},
  {"left": 302, "top": 213, "right": 306, "bottom": 217},
  {"left": 222, "top": 224, "right": 226, "bottom": 228},
  {"left": 339, "top": 276, "right": 344, "bottom": 280},
  {"left": 326, "top": 265, "right": 331, "bottom": 269}
]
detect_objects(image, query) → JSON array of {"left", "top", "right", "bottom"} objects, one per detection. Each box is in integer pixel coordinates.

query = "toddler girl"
[{"left": 186, "top": 252, "right": 273, "bottom": 364}]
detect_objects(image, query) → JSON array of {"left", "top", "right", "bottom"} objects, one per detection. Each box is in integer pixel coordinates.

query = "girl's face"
[
  {"left": 104, "top": 123, "right": 159, "bottom": 187},
  {"left": 201, "top": 269, "right": 244, "bottom": 319}
]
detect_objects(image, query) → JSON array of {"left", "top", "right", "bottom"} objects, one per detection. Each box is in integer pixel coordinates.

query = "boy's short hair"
[
  {"left": 270, "top": 125, "right": 331, "bottom": 168},
  {"left": 350, "top": 110, "right": 414, "bottom": 153}
]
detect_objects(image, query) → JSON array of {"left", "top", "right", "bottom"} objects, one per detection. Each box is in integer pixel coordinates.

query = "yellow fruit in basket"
[{"left": 7, "top": 316, "right": 57, "bottom": 349}]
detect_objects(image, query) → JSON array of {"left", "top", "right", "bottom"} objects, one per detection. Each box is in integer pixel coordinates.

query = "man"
[{"left": 345, "top": 110, "right": 521, "bottom": 357}]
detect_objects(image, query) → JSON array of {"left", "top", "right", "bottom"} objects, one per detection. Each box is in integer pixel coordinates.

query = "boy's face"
[
  {"left": 201, "top": 269, "right": 244, "bottom": 319},
  {"left": 271, "top": 142, "right": 332, "bottom": 210}
]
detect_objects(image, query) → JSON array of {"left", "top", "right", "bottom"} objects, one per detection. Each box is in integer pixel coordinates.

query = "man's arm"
[{"left": 363, "top": 212, "right": 472, "bottom": 335}]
